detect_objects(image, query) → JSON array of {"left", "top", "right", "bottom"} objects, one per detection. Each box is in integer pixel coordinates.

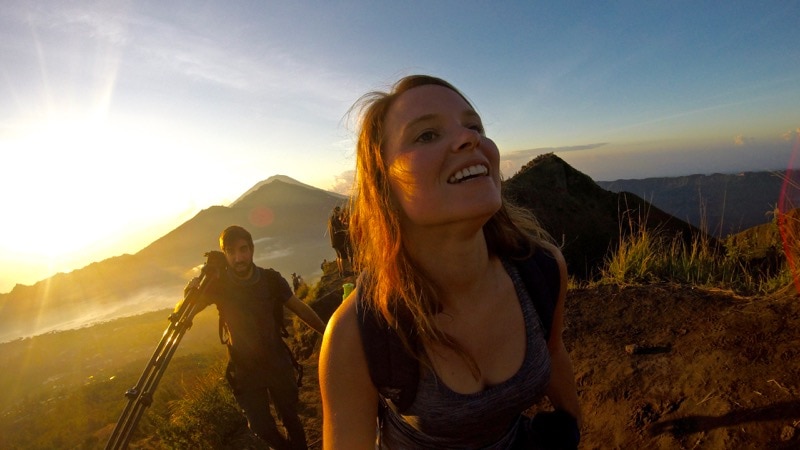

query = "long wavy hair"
[{"left": 348, "top": 75, "right": 553, "bottom": 372}]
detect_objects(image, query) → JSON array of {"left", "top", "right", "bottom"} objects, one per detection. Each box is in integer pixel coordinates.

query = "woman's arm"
[
  {"left": 319, "top": 293, "right": 379, "bottom": 449},
  {"left": 541, "top": 243, "right": 582, "bottom": 425}
]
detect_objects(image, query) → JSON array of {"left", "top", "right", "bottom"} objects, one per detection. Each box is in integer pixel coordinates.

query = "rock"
[{"left": 781, "top": 424, "right": 796, "bottom": 441}]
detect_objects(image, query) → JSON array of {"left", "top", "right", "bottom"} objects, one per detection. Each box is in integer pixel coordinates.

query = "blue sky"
[{"left": 2, "top": 0, "right": 799, "bottom": 292}]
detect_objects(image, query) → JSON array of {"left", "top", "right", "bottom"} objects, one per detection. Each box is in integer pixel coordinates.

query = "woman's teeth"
[{"left": 449, "top": 165, "right": 488, "bottom": 183}]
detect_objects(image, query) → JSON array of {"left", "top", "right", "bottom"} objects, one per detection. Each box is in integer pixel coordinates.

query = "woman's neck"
[{"left": 404, "top": 225, "right": 494, "bottom": 308}]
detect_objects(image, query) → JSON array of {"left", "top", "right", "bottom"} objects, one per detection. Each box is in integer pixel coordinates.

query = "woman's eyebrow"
[
  {"left": 402, "top": 109, "right": 480, "bottom": 135},
  {"left": 402, "top": 113, "right": 437, "bottom": 134},
  {"left": 463, "top": 110, "right": 481, "bottom": 121}
]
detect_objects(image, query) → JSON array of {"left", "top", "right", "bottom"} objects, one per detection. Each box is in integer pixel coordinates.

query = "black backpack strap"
[
  {"left": 516, "top": 247, "right": 561, "bottom": 341},
  {"left": 218, "top": 314, "right": 230, "bottom": 345},
  {"left": 281, "top": 339, "right": 304, "bottom": 387},
  {"left": 264, "top": 267, "right": 302, "bottom": 385},
  {"left": 355, "top": 293, "right": 419, "bottom": 413},
  {"left": 276, "top": 299, "right": 290, "bottom": 338}
]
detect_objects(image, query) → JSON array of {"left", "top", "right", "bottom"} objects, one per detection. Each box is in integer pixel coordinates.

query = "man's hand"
[
  {"left": 185, "top": 276, "right": 201, "bottom": 290},
  {"left": 179, "top": 275, "right": 213, "bottom": 314}
]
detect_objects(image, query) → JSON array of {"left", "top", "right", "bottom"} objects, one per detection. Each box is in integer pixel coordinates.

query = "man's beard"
[{"left": 232, "top": 262, "right": 251, "bottom": 277}]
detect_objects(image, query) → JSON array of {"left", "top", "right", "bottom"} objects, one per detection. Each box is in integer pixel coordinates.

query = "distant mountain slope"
[
  {"left": 230, "top": 175, "right": 342, "bottom": 207},
  {"left": 0, "top": 177, "right": 346, "bottom": 343},
  {"left": 503, "top": 154, "right": 709, "bottom": 279},
  {"left": 136, "top": 177, "right": 347, "bottom": 275},
  {"left": 597, "top": 170, "right": 800, "bottom": 237}
]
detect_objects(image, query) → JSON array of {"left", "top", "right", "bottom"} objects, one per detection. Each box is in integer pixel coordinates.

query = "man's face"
[{"left": 222, "top": 238, "right": 254, "bottom": 277}]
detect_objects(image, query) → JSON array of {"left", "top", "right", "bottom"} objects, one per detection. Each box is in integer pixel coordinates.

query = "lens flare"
[
  {"left": 778, "top": 132, "right": 800, "bottom": 295},
  {"left": 249, "top": 206, "right": 274, "bottom": 228}
]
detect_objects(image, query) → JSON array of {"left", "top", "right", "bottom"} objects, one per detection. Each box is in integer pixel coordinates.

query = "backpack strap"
[
  {"left": 218, "top": 315, "right": 230, "bottom": 345},
  {"left": 282, "top": 338, "right": 304, "bottom": 387},
  {"left": 355, "top": 294, "right": 419, "bottom": 412},
  {"left": 356, "top": 246, "right": 562, "bottom": 414},
  {"left": 517, "top": 247, "right": 561, "bottom": 341}
]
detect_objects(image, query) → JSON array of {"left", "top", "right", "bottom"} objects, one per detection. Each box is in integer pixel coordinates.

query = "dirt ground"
[
  {"left": 563, "top": 283, "right": 800, "bottom": 449},
  {"left": 293, "top": 283, "right": 800, "bottom": 449}
]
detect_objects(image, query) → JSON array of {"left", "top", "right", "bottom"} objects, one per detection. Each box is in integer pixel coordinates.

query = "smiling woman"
[{"left": 320, "top": 75, "right": 581, "bottom": 450}]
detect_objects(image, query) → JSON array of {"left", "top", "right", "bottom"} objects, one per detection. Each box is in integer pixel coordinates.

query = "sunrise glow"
[{"left": 1, "top": 1, "right": 799, "bottom": 293}]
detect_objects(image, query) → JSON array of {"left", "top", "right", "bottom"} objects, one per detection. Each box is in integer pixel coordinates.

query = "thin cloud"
[
  {"left": 781, "top": 128, "right": 800, "bottom": 141},
  {"left": 330, "top": 170, "right": 355, "bottom": 196},
  {"left": 503, "top": 143, "right": 608, "bottom": 162},
  {"left": 20, "top": 1, "right": 355, "bottom": 113},
  {"left": 734, "top": 134, "right": 755, "bottom": 146}
]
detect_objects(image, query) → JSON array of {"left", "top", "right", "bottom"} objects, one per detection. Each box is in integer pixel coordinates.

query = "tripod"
[{"left": 105, "top": 251, "right": 226, "bottom": 450}]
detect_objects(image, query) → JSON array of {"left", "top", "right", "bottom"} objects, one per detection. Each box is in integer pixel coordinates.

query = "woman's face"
[{"left": 382, "top": 84, "right": 502, "bottom": 230}]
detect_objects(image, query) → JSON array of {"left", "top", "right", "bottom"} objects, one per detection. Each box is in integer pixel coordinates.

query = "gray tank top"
[{"left": 378, "top": 260, "right": 553, "bottom": 449}]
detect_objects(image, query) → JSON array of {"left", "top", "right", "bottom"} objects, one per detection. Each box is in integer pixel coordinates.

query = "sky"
[{"left": 2, "top": 0, "right": 799, "bottom": 293}]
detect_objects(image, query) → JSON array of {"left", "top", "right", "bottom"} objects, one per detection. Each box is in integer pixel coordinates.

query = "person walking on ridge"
[{"left": 327, "top": 206, "right": 350, "bottom": 277}]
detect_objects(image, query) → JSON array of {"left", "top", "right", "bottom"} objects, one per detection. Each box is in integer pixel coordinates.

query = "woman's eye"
[{"left": 416, "top": 130, "right": 438, "bottom": 143}]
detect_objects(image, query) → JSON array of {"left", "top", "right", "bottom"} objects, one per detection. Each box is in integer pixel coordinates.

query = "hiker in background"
[
  {"left": 319, "top": 75, "right": 581, "bottom": 449},
  {"left": 338, "top": 207, "right": 353, "bottom": 266},
  {"left": 187, "top": 225, "right": 326, "bottom": 450},
  {"left": 291, "top": 272, "right": 304, "bottom": 293},
  {"left": 327, "top": 206, "right": 349, "bottom": 277}
]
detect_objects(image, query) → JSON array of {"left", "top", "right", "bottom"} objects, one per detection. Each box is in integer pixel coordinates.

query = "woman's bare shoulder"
[
  {"left": 320, "top": 289, "right": 376, "bottom": 404},
  {"left": 320, "top": 289, "right": 380, "bottom": 447},
  {"left": 325, "top": 292, "right": 359, "bottom": 338},
  {"left": 321, "top": 291, "right": 366, "bottom": 367}
]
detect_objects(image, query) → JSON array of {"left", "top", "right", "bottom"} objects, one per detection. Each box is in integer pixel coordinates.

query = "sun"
[
  {"left": 1, "top": 115, "right": 130, "bottom": 261},
  {"left": 0, "top": 110, "right": 229, "bottom": 293}
]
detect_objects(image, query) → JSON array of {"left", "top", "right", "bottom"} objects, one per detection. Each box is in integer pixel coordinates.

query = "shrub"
[
  {"left": 294, "top": 283, "right": 310, "bottom": 300},
  {"left": 598, "top": 207, "right": 793, "bottom": 295},
  {"left": 154, "top": 361, "right": 252, "bottom": 449}
]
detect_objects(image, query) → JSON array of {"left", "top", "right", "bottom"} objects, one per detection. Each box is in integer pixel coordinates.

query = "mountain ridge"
[
  {"left": 597, "top": 170, "right": 800, "bottom": 236},
  {"left": 503, "top": 153, "right": 709, "bottom": 279},
  {"left": 230, "top": 175, "right": 345, "bottom": 207}
]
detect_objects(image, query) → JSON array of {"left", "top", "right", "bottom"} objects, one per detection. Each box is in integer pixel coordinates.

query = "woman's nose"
[{"left": 454, "top": 127, "right": 480, "bottom": 152}]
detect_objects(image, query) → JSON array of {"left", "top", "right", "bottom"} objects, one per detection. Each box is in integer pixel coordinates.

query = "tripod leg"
[{"left": 105, "top": 268, "right": 213, "bottom": 450}]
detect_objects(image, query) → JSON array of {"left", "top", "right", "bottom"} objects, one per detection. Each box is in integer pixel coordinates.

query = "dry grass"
[{"left": 598, "top": 206, "right": 795, "bottom": 295}]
